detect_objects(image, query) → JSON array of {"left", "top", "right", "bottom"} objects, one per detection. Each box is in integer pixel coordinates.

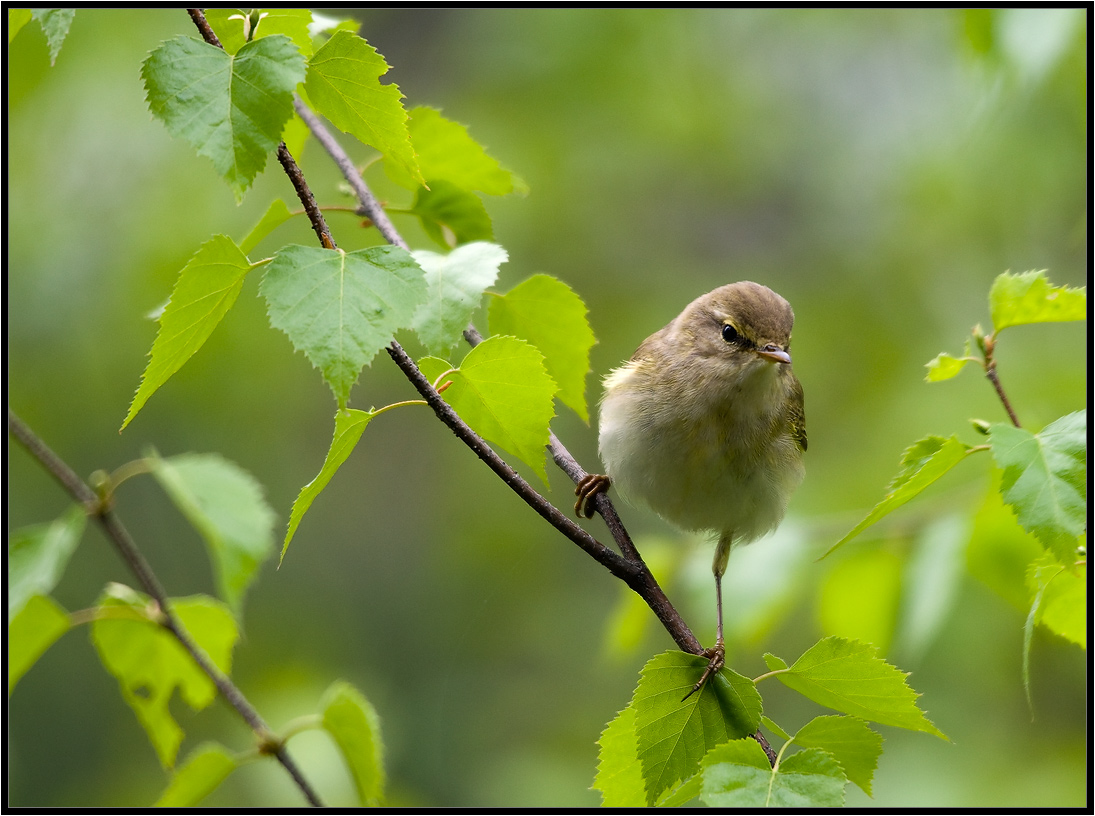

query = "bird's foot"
[
  {"left": 682, "top": 640, "right": 725, "bottom": 701},
  {"left": 574, "top": 473, "right": 611, "bottom": 519}
]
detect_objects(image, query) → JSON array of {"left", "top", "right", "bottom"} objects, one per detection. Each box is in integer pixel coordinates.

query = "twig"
[
  {"left": 754, "top": 729, "right": 778, "bottom": 766},
  {"left": 184, "top": 6, "right": 778, "bottom": 762},
  {"left": 983, "top": 335, "right": 1021, "bottom": 427},
  {"left": 186, "top": 9, "right": 334, "bottom": 251},
  {"left": 186, "top": 8, "right": 221, "bottom": 47},
  {"left": 9, "top": 412, "right": 324, "bottom": 809},
  {"left": 287, "top": 83, "right": 794, "bottom": 760},
  {"left": 463, "top": 325, "right": 644, "bottom": 565},
  {"left": 276, "top": 144, "right": 336, "bottom": 249},
  {"left": 293, "top": 99, "right": 408, "bottom": 252},
  {"left": 291, "top": 88, "right": 654, "bottom": 570},
  {"left": 285, "top": 89, "right": 701, "bottom": 655},
  {"left": 385, "top": 341, "right": 701, "bottom": 653}
]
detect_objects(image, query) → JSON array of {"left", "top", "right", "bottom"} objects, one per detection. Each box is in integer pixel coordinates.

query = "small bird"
[{"left": 576, "top": 281, "right": 806, "bottom": 697}]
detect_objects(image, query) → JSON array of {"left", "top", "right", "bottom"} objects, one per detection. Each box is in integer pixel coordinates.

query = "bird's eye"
[{"left": 721, "top": 323, "right": 739, "bottom": 344}]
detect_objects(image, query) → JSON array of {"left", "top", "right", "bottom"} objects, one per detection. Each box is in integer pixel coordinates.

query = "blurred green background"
[{"left": 7, "top": 8, "right": 1087, "bottom": 808}]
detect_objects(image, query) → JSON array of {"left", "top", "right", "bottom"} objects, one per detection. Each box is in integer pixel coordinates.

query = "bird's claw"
[
  {"left": 682, "top": 640, "right": 725, "bottom": 701},
  {"left": 574, "top": 473, "right": 611, "bottom": 519}
]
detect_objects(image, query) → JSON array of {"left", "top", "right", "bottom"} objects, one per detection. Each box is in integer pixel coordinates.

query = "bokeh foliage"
[{"left": 7, "top": 8, "right": 1086, "bottom": 807}]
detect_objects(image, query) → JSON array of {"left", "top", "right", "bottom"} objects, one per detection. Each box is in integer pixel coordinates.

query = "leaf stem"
[
  {"left": 370, "top": 399, "right": 428, "bottom": 419},
  {"left": 429, "top": 368, "right": 458, "bottom": 390},
  {"left": 280, "top": 714, "right": 324, "bottom": 741},
  {"left": 107, "top": 457, "right": 155, "bottom": 491},
  {"left": 68, "top": 603, "right": 154, "bottom": 627},
  {"left": 752, "top": 669, "right": 786, "bottom": 685},
  {"left": 771, "top": 736, "right": 794, "bottom": 776}
]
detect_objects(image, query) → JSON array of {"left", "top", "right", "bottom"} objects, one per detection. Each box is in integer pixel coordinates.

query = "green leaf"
[
  {"left": 601, "top": 538, "right": 677, "bottom": 660},
  {"left": 309, "top": 12, "right": 361, "bottom": 44},
  {"left": 8, "top": 595, "right": 71, "bottom": 695},
  {"left": 8, "top": 505, "right": 85, "bottom": 618},
  {"left": 148, "top": 452, "right": 276, "bottom": 617},
  {"left": 411, "top": 242, "right": 508, "bottom": 356},
  {"left": 416, "top": 355, "right": 453, "bottom": 386},
  {"left": 122, "top": 236, "right": 254, "bottom": 431},
  {"left": 283, "top": 409, "right": 374, "bottom": 562},
  {"left": 205, "top": 8, "right": 314, "bottom": 57},
  {"left": 1026, "top": 554, "right": 1085, "bottom": 648},
  {"left": 967, "top": 471, "right": 1045, "bottom": 610},
  {"left": 280, "top": 109, "right": 311, "bottom": 160},
  {"left": 633, "top": 651, "right": 763, "bottom": 805},
  {"left": 305, "top": 30, "right": 422, "bottom": 186},
  {"left": 387, "top": 106, "right": 527, "bottom": 195},
  {"left": 701, "top": 740, "right": 847, "bottom": 808},
  {"left": 31, "top": 9, "right": 74, "bottom": 65},
  {"left": 658, "top": 772, "right": 704, "bottom": 807},
  {"left": 1021, "top": 568, "right": 1045, "bottom": 711},
  {"left": 8, "top": 9, "right": 33, "bottom": 44},
  {"left": 924, "top": 351, "right": 973, "bottom": 382},
  {"left": 962, "top": 9, "right": 995, "bottom": 55},
  {"left": 792, "top": 715, "right": 882, "bottom": 797},
  {"left": 894, "top": 513, "right": 968, "bottom": 661},
  {"left": 718, "top": 524, "right": 814, "bottom": 645},
  {"left": 763, "top": 637, "right": 945, "bottom": 739},
  {"left": 989, "top": 411, "right": 1087, "bottom": 563},
  {"left": 321, "top": 681, "right": 386, "bottom": 806},
  {"left": 261, "top": 244, "right": 427, "bottom": 407},
  {"left": 431, "top": 336, "right": 557, "bottom": 482},
  {"left": 155, "top": 742, "right": 238, "bottom": 807},
  {"left": 92, "top": 590, "right": 238, "bottom": 768},
  {"left": 989, "top": 270, "right": 1086, "bottom": 332},
  {"left": 488, "top": 274, "right": 595, "bottom": 422},
  {"left": 824, "top": 435, "right": 973, "bottom": 557},
  {"left": 761, "top": 715, "right": 792, "bottom": 742},
  {"left": 239, "top": 199, "right": 294, "bottom": 255},
  {"left": 1021, "top": 551, "right": 1087, "bottom": 710},
  {"left": 818, "top": 548, "right": 902, "bottom": 654},
  {"left": 202, "top": 9, "right": 250, "bottom": 55},
  {"left": 142, "top": 35, "right": 306, "bottom": 200},
  {"left": 593, "top": 704, "right": 645, "bottom": 807},
  {"left": 410, "top": 180, "right": 495, "bottom": 249}
]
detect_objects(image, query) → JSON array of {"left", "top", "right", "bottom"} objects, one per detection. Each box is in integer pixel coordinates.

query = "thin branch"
[
  {"left": 209, "top": 34, "right": 661, "bottom": 609},
  {"left": 293, "top": 99, "right": 408, "bottom": 252},
  {"left": 754, "top": 729, "right": 778, "bottom": 767},
  {"left": 284, "top": 89, "right": 804, "bottom": 759},
  {"left": 464, "top": 325, "right": 645, "bottom": 565},
  {"left": 277, "top": 144, "right": 336, "bottom": 249},
  {"left": 184, "top": 7, "right": 777, "bottom": 763},
  {"left": 186, "top": 8, "right": 221, "bottom": 48},
  {"left": 984, "top": 342, "right": 1021, "bottom": 429},
  {"left": 10, "top": 413, "right": 324, "bottom": 808},
  {"left": 986, "top": 368, "right": 1021, "bottom": 427},
  {"left": 8, "top": 407, "right": 99, "bottom": 508},
  {"left": 289, "top": 93, "right": 701, "bottom": 654},
  {"left": 295, "top": 93, "right": 652, "bottom": 568},
  {"left": 385, "top": 341, "right": 700, "bottom": 652},
  {"left": 979, "top": 332, "right": 1021, "bottom": 427},
  {"left": 184, "top": 9, "right": 335, "bottom": 251}
]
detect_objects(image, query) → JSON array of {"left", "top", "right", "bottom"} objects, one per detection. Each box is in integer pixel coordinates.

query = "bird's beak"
[{"left": 757, "top": 344, "right": 792, "bottom": 365}]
